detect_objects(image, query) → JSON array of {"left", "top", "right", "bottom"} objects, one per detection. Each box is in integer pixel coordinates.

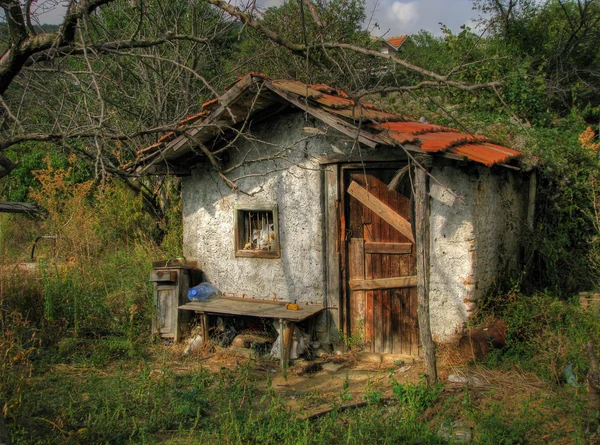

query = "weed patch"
[{"left": 481, "top": 292, "right": 600, "bottom": 384}]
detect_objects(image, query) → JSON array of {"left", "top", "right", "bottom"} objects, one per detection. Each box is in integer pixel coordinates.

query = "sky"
[
  {"left": 30, "top": 0, "right": 480, "bottom": 38},
  {"left": 366, "top": 0, "right": 479, "bottom": 37}
]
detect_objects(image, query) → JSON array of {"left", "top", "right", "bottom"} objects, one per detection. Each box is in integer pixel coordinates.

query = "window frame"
[{"left": 234, "top": 204, "right": 280, "bottom": 259}]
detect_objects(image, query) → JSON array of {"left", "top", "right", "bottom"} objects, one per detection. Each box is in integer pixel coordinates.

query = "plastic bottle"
[{"left": 187, "top": 282, "right": 220, "bottom": 301}]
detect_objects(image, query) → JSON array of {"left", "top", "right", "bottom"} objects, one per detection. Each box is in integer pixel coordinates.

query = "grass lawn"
[{"left": 6, "top": 340, "right": 591, "bottom": 445}]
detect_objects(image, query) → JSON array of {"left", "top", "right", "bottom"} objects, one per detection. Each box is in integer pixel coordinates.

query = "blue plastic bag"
[{"left": 188, "top": 282, "right": 219, "bottom": 301}]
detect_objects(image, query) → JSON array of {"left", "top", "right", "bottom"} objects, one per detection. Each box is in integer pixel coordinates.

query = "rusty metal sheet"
[
  {"left": 179, "top": 111, "right": 206, "bottom": 125},
  {"left": 272, "top": 79, "right": 324, "bottom": 99},
  {"left": 312, "top": 94, "right": 356, "bottom": 109},
  {"left": 449, "top": 143, "right": 520, "bottom": 166},
  {"left": 480, "top": 142, "right": 521, "bottom": 157},
  {"left": 418, "top": 132, "right": 486, "bottom": 152},
  {"left": 201, "top": 98, "right": 219, "bottom": 111},
  {"left": 310, "top": 84, "right": 350, "bottom": 98},
  {"left": 377, "top": 121, "right": 454, "bottom": 134},
  {"left": 386, "top": 132, "right": 420, "bottom": 144},
  {"left": 322, "top": 106, "right": 403, "bottom": 122},
  {"left": 277, "top": 81, "right": 392, "bottom": 113}
]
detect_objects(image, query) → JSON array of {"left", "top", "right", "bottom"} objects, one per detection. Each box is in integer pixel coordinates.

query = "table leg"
[
  {"left": 280, "top": 319, "right": 294, "bottom": 370},
  {"left": 202, "top": 313, "right": 210, "bottom": 344}
]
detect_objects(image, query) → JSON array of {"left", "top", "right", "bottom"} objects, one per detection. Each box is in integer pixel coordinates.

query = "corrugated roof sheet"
[
  {"left": 130, "top": 73, "right": 521, "bottom": 171},
  {"left": 376, "top": 121, "right": 453, "bottom": 134},
  {"left": 449, "top": 143, "right": 521, "bottom": 167}
]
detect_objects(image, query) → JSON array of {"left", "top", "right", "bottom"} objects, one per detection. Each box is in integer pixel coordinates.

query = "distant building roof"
[{"left": 384, "top": 35, "right": 408, "bottom": 50}]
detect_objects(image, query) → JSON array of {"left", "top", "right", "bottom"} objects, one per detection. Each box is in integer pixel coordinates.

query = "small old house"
[
  {"left": 135, "top": 73, "right": 530, "bottom": 356},
  {"left": 379, "top": 35, "right": 408, "bottom": 54}
]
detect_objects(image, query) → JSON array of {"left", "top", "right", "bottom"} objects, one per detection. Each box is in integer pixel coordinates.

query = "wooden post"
[
  {"left": 414, "top": 160, "right": 437, "bottom": 386},
  {"left": 348, "top": 238, "right": 366, "bottom": 342},
  {"left": 280, "top": 319, "right": 294, "bottom": 370},
  {"left": 323, "top": 166, "right": 341, "bottom": 347},
  {"left": 202, "top": 314, "right": 210, "bottom": 344}
]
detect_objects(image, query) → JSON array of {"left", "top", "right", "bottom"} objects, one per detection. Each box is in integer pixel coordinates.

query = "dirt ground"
[{"left": 146, "top": 342, "right": 550, "bottom": 422}]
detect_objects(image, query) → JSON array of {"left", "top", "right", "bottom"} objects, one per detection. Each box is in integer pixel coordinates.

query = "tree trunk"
[{"left": 414, "top": 161, "right": 437, "bottom": 386}]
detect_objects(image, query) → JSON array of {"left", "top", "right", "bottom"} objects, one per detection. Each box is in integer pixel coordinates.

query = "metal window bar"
[{"left": 242, "top": 210, "right": 275, "bottom": 251}]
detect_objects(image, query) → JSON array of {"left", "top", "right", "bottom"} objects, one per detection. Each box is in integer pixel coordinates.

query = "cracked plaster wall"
[
  {"left": 182, "top": 113, "right": 336, "bottom": 304},
  {"left": 429, "top": 164, "right": 525, "bottom": 340}
]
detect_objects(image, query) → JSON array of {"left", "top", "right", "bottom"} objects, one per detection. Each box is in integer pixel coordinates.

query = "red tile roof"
[
  {"left": 385, "top": 35, "right": 407, "bottom": 49},
  {"left": 129, "top": 73, "right": 521, "bottom": 171}
]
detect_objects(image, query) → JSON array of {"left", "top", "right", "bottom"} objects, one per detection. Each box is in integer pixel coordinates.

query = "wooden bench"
[{"left": 179, "top": 296, "right": 325, "bottom": 369}]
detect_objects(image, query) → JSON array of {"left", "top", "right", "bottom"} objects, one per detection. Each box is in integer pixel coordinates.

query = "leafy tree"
[
  {"left": 230, "top": 0, "right": 378, "bottom": 88},
  {"left": 474, "top": 0, "right": 600, "bottom": 117}
]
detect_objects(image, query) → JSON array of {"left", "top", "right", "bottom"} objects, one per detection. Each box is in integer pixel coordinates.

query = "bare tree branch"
[
  {"left": 0, "top": 0, "right": 115, "bottom": 94},
  {"left": 207, "top": 0, "right": 504, "bottom": 92}
]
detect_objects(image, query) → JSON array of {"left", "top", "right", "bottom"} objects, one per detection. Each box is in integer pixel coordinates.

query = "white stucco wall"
[
  {"left": 182, "top": 113, "right": 336, "bottom": 304},
  {"left": 429, "top": 165, "right": 525, "bottom": 340}
]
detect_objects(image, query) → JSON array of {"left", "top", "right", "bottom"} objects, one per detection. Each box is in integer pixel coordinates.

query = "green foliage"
[
  {"left": 56, "top": 337, "right": 142, "bottom": 367},
  {"left": 5, "top": 356, "right": 451, "bottom": 445},
  {"left": 474, "top": 0, "right": 600, "bottom": 115},
  {"left": 521, "top": 118, "right": 600, "bottom": 294},
  {"left": 10, "top": 365, "right": 213, "bottom": 444},
  {"left": 363, "top": 379, "right": 384, "bottom": 405},
  {"left": 472, "top": 405, "right": 531, "bottom": 445},
  {"left": 391, "top": 377, "right": 442, "bottom": 417},
  {"left": 0, "top": 158, "right": 180, "bottom": 370},
  {"left": 91, "top": 0, "right": 240, "bottom": 127},
  {"left": 1, "top": 144, "right": 92, "bottom": 204},
  {"left": 234, "top": 0, "right": 375, "bottom": 87},
  {"left": 482, "top": 292, "right": 600, "bottom": 383},
  {"left": 260, "top": 0, "right": 367, "bottom": 45}
]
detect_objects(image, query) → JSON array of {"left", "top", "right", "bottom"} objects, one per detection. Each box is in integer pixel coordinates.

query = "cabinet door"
[
  {"left": 156, "top": 285, "right": 176, "bottom": 336},
  {"left": 174, "top": 270, "right": 191, "bottom": 342}
]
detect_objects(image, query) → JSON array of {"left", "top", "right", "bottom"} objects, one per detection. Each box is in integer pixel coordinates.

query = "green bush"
[{"left": 483, "top": 292, "right": 600, "bottom": 383}]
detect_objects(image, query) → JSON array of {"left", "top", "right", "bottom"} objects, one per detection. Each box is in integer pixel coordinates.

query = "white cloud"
[
  {"left": 373, "top": 0, "right": 476, "bottom": 37},
  {"left": 389, "top": 1, "right": 419, "bottom": 26}
]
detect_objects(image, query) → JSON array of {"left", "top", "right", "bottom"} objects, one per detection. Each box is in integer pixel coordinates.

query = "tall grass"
[
  {"left": 0, "top": 159, "right": 182, "bottom": 428},
  {"left": 480, "top": 292, "right": 600, "bottom": 384},
  {"left": 10, "top": 362, "right": 450, "bottom": 445}
]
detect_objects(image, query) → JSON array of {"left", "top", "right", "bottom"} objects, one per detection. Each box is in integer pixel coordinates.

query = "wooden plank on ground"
[
  {"left": 349, "top": 276, "right": 417, "bottom": 291},
  {"left": 365, "top": 242, "right": 412, "bottom": 254},
  {"left": 347, "top": 181, "right": 415, "bottom": 243},
  {"left": 0, "top": 202, "right": 38, "bottom": 214}
]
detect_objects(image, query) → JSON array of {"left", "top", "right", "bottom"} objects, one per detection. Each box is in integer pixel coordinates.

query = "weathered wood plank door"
[{"left": 343, "top": 167, "right": 420, "bottom": 355}]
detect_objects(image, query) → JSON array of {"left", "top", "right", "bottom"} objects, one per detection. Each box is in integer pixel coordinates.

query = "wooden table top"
[{"left": 179, "top": 297, "right": 325, "bottom": 322}]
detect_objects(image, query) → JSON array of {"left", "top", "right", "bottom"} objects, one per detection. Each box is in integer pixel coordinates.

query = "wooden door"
[{"left": 343, "top": 167, "right": 420, "bottom": 355}]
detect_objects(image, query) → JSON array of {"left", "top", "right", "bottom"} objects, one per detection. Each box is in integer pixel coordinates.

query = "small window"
[{"left": 234, "top": 205, "right": 280, "bottom": 258}]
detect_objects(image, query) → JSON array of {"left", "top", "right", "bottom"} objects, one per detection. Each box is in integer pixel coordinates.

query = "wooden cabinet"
[{"left": 151, "top": 266, "right": 194, "bottom": 342}]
